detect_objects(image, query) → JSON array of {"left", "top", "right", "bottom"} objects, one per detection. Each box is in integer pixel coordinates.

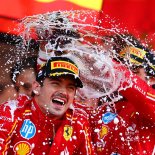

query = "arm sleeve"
[{"left": 120, "top": 69, "right": 155, "bottom": 122}]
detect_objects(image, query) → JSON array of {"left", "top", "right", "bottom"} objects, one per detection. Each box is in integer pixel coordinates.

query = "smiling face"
[{"left": 33, "top": 76, "right": 77, "bottom": 119}]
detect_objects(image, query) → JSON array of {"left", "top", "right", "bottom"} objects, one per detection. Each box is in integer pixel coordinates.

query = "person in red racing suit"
[
  {"left": 89, "top": 66, "right": 155, "bottom": 155},
  {"left": 89, "top": 34, "right": 155, "bottom": 155},
  {"left": 35, "top": 23, "right": 155, "bottom": 154},
  {"left": 0, "top": 56, "right": 96, "bottom": 155}
]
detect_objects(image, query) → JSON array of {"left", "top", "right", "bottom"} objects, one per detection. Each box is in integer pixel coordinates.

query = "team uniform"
[
  {"left": 37, "top": 44, "right": 155, "bottom": 154},
  {"left": 90, "top": 72, "right": 155, "bottom": 155},
  {"left": 0, "top": 95, "right": 96, "bottom": 155}
]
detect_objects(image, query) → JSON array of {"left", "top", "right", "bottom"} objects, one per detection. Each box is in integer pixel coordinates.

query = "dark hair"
[
  {"left": 103, "top": 33, "right": 146, "bottom": 53},
  {"left": 103, "top": 33, "right": 151, "bottom": 71},
  {"left": 10, "top": 56, "right": 37, "bottom": 84},
  {"left": 144, "top": 52, "right": 155, "bottom": 77},
  {"left": 37, "top": 12, "right": 81, "bottom": 52}
]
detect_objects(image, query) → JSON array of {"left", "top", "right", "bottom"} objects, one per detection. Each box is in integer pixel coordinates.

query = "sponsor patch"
[
  {"left": 13, "top": 141, "right": 32, "bottom": 155},
  {"left": 51, "top": 61, "right": 79, "bottom": 75},
  {"left": 99, "top": 125, "right": 108, "bottom": 139},
  {"left": 20, "top": 119, "right": 36, "bottom": 139},
  {"left": 63, "top": 125, "right": 73, "bottom": 141},
  {"left": 102, "top": 112, "right": 117, "bottom": 124},
  {"left": 134, "top": 84, "right": 146, "bottom": 96},
  {"left": 120, "top": 46, "right": 146, "bottom": 65},
  {"left": 129, "top": 47, "right": 146, "bottom": 59}
]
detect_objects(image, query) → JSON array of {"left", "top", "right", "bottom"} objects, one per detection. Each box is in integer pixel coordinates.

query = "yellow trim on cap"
[
  {"left": 51, "top": 61, "right": 79, "bottom": 75},
  {"left": 120, "top": 46, "right": 147, "bottom": 65},
  {"left": 50, "top": 72, "right": 75, "bottom": 77},
  {"left": 129, "top": 47, "right": 146, "bottom": 59},
  {"left": 120, "top": 46, "right": 146, "bottom": 59}
]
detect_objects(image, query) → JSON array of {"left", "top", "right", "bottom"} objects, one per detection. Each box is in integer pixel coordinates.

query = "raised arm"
[{"left": 120, "top": 69, "right": 155, "bottom": 122}]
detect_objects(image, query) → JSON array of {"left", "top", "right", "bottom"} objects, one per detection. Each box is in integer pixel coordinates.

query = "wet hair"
[
  {"left": 103, "top": 33, "right": 150, "bottom": 71},
  {"left": 144, "top": 52, "right": 155, "bottom": 77},
  {"left": 10, "top": 56, "right": 37, "bottom": 84},
  {"left": 37, "top": 12, "right": 81, "bottom": 53},
  {"left": 103, "top": 33, "right": 145, "bottom": 53}
]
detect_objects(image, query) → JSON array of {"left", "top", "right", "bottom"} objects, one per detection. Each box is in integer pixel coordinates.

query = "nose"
[
  {"left": 59, "top": 86, "right": 68, "bottom": 95},
  {"left": 57, "top": 89, "right": 68, "bottom": 100}
]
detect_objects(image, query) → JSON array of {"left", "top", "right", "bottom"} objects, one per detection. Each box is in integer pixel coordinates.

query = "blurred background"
[
  {"left": 0, "top": 0, "right": 154, "bottom": 86},
  {"left": 0, "top": 0, "right": 154, "bottom": 47}
]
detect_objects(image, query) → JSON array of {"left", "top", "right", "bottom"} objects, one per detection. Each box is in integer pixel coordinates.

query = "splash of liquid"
[{"left": 18, "top": 10, "right": 132, "bottom": 102}]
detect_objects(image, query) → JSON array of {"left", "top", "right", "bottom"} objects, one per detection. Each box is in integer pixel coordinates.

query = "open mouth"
[{"left": 52, "top": 98, "right": 65, "bottom": 106}]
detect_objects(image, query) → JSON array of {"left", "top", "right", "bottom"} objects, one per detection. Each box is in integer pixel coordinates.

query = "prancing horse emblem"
[{"left": 63, "top": 125, "right": 73, "bottom": 141}]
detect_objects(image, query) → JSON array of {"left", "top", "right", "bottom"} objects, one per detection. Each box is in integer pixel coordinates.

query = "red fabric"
[
  {"left": 121, "top": 72, "right": 155, "bottom": 122},
  {"left": 89, "top": 73, "right": 155, "bottom": 154},
  {"left": 0, "top": 95, "right": 95, "bottom": 155},
  {"left": 1, "top": 0, "right": 154, "bottom": 49},
  {"left": 100, "top": 0, "right": 155, "bottom": 49},
  {"left": 0, "top": 0, "right": 101, "bottom": 34}
]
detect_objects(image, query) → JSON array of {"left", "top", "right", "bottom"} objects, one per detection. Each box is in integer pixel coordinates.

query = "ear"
[{"left": 32, "top": 81, "right": 41, "bottom": 95}]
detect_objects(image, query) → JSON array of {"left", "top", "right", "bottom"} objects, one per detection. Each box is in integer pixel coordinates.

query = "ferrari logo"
[{"left": 63, "top": 125, "right": 73, "bottom": 141}]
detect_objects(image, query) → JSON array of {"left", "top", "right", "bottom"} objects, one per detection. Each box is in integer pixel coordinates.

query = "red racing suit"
[
  {"left": 89, "top": 72, "right": 155, "bottom": 155},
  {"left": 37, "top": 49, "right": 155, "bottom": 154},
  {"left": 0, "top": 95, "right": 96, "bottom": 155}
]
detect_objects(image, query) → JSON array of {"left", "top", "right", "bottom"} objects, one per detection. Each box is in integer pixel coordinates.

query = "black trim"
[{"left": 130, "top": 54, "right": 143, "bottom": 64}]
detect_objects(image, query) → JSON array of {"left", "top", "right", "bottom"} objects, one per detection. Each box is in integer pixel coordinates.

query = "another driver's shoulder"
[{"left": 0, "top": 94, "right": 31, "bottom": 122}]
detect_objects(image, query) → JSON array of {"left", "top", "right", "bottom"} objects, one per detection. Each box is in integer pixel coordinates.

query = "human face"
[
  {"left": 133, "top": 67, "right": 147, "bottom": 82},
  {"left": 133, "top": 67, "right": 155, "bottom": 88},
  {"left": 33, "top": 76, "right": 76, "bottom": 119},
  {"left": 16, "top": 68, "right": 36, "bottom": 97}
]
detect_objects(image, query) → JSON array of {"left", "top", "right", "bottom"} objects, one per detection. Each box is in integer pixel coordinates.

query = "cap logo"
[
  {"left": 129, "top": 47, "right": 146, "bottom": 58},
  {"left": 120, "top": 46, "right": 146, "bottom": 65},
  {"left": 51, "top": 61, "right": 79, "bottom": 75},
  {"left": 120, "top": 46, "right": 146, "bottom": 59}
]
